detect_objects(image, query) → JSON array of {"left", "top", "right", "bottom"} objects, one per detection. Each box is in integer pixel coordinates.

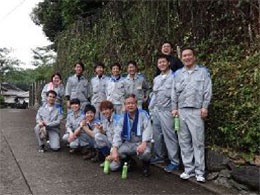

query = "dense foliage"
[{"left": 31, "top": 0, "right": 260, "bottom": 154}]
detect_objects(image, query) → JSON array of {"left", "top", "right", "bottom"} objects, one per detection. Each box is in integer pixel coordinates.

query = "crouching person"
[
  {"left": 34, "top": 90, "right": 63, "bottom": 152},
  {"left": 76, "top": 104, "right": 100, "bottom": 160},
  {"left": 86, "top": 100, "right": 122, "bottom": 165},
  {"left": 62, "top": 98, "right": 85, "bottom": 153},
  {"left": 108, "top": 94, "right": 153, "bottom": 177}
]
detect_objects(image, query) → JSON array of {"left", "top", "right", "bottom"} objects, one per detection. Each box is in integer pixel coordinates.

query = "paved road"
[{"left": 0, "top": 109, "right": 215, "bottom": 195}]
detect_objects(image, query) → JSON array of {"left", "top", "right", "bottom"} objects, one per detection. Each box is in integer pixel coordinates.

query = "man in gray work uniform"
[
  {"left": 34, "top": 90, "right": 63, "bottom": 152},
  {"left": 149, "top": 54, "right": 180, "bottom": 173},
  {"left": 171, "top": 47, "right": 212, "bottom": 183},
  {"left": 123, "top": 61, "right": 150, "bottom": 109},
  {"left": 108, "top": 94, "right": 153, "bottom": 177},
  {"left": 90, "top": 61, "right": 108, "bottom": 119},
  {"left": 65, "top": 62, "right": 90, "bottom": 111}
]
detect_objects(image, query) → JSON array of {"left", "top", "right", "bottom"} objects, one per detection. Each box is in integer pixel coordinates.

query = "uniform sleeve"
[
  {"left": 46, "top": 110, "right": 63, "bottom": 128},
  {"left": 112, "top": 118, "right": 123, "bottom": 148},
  {"left": 36, "top": 107, "right": 42, "bottom": 123},
  {"left": 41, "top": 84, "right": 48, "bottom": 105},
  {"left": 141, "top": 113, "right": 153, "bottom": 142},
  {"left": 59, "top": 84, "right": 65, "bottom": 97},
  {"left": 143, "top": 76, "right": 151, "bottom": 98},
  {"left": 65, "top": 115, "right": 73, "bottom": 133},
  {"left": 89, "top": 79, "right": 93, "bottom": 102},
  {"left": 202, "top": 70, "right": 212, "bottom": 109},
  {"left": 171, "top": 76, "right": 178, "bottom": 110},
  {"left": 65, "top": 77, "right": 71, "bottom": 100}
]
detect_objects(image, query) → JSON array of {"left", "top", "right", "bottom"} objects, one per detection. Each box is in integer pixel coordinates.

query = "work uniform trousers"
[
  {"left": 152, "top": 109, "right": 179, "bottom": 165},
  {"left": 34, "top": 125, "right": 60, "bottom": 150},
  {"left": 62, "top": 133, "right": 94, "bottom": 149},
  {"left": 151, "top": 110, "right": 167, "bottom": 160},
  {"left": 110, "top": 142, "right": 152, "bottom": 171},
  {"left": 178, "top": 108, "right": 205, "bottom": 176}
]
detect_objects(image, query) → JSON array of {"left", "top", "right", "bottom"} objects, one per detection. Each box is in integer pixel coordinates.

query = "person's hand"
[
  {"left": 67, "top": 101, "right": 71, "bottom": 109},
  {"left": 95, "top": 123, "right": 103, "bottom": 132},
  {"left": 39, "top": 120, "right": 46, "bottom": 128},
  {"left": 136, "top": 142, "right": 147, "bottom": 154},
  {"left": 110, "top": 148, "right": 119, "bottom": 162},
  {"left": 172, "top": 109, "right": 178, "bottom": 117},
  {"left": 68, "top": 132, "right": 76, "bottom": 142},
  {"left": 80, "top": 120, "right": 86, "bottom": 128},
  {"left": 201, "top": 108, "right": 208, "bottom": 118}
]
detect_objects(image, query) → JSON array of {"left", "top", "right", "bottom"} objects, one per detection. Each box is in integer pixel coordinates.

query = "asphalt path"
[{"left": 0, "top": 109, "right": 215, "bottom": 195}]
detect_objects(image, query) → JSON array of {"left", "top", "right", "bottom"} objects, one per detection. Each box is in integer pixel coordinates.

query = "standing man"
[
  {"left": 106, "top": 63, "right": 125, "bottom": 114},
  {"left": 171, "top": 48, "right": 212, "bottom": 182},
  {"left": 34, "top": 90, "right": 63, "bottom": 152},
  {"left": 150, "top": 54, "right": 180, "bottom": 172},
  {"left": 123, "top": 61, "right": 150, "bottom": 109},
  {"left": 108, "top": 94, "right": 153, "bottom": 177},
  {"left": 155, "top": 41, "right": 183, "bottom": 77},
  {"left": 90, "top": 61, "right": 108, "bottom": 119},
  {"left": 65, "top": 62, "right": 90, "bottom": 111}
]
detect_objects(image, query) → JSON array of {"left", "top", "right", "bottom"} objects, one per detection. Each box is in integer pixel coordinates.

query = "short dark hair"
[
  {"left": 94, "top": 61, "right": 105, "bottom": 70},
  {"left": 161, "top": 41, "right": 173, "bottom": 48},
  {"left": 70, "top": 98, "right": 80, "bottom": 105},
  {"left": 74, "top": 61, "right": 85, "bottom": 71},
  {"left": 50, "top": 72, "right": 62, "bottom": 82},
  {"left": 84, "top": 104, "right": 96, "bottom": 114},
  {"left": 100, "top": 101, "right": 114, "bottom": 111},
  {"left": 110, "top": 62, "right": 121, "bottom": 70},
  {"left": 157, "top": 54, "right": 170, "bottom": 62},
  {"left": 127, "top": 60, "right": 137, "bottom": 68},
  {"left": 124, "top": 94, "right": 137, "bottom": 103},
  {"left": 181, "top": 47, "right": 195, "bottom": 56},
  {"left": 46, "top": 90, "right": 57, "bottom": 97}
]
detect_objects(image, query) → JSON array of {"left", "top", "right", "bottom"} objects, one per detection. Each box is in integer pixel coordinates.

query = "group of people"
[{"left": 34, "top": 41, "right": 212, "bottom": 183}]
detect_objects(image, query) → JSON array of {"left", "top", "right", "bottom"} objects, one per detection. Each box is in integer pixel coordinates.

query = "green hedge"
[{"left": 53, "top": 1, "right": 260, "bottom": 154}]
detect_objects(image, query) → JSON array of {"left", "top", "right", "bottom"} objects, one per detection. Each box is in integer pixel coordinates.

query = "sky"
[{"left": 0, "top": 0, "right": 52, "bottom": 69}]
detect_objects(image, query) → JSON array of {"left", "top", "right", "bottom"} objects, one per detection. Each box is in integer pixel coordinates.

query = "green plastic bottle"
[
  {"left": 104, "top": 159, "right": 110, "bottom": 174},
  {"left": 174, "top": 116, "right": 180, "bottom": 131},
  {"left": 122, "top": 162, "right": 128, "bottom": 179}
]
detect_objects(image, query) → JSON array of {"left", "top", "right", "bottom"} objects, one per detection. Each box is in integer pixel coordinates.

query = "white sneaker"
[
  {"left": 180, "top": 172, "right": 195, "bottom": 180},
  {"left": 196, "top": 175, "right": 206, "bottom": 183}
]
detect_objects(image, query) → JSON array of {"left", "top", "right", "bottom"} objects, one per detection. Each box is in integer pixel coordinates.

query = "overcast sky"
[{"left": 0, "top": 0, "right": 52, "bottom": 69}]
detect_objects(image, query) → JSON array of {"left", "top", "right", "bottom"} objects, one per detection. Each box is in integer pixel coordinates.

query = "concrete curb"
[{"left": 153, "top": 163, "right": 236, "bottom": 195}]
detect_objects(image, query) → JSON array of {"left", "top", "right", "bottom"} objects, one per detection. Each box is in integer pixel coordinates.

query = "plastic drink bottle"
[
  {"left": 174, "top": 116, "right": 180, "bottom": 131},
  {"left": 104, "top": 159, "right": 110, "bottom": 174},
  {"left": 122, "top": 162, "right": 128, "bottom": 179}
]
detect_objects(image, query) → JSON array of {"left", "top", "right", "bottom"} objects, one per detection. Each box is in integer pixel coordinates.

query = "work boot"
[
  {"left": 83, "top": 148, "right": 96, "bottom": 160},
  {"left": 142, "top": 160, "right": 151, "bottom": 177}
]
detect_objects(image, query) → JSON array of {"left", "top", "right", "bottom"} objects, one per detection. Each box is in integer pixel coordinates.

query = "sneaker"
[
  {"left": 180, "top": 172, "right": 195, "bottom": 180},
  {"left": 69, "top": 148, "right": 76, "bottom": 153},
  {"left": 164, "top": 163, "right": 179, "bottom": 172},
  {"left": 38, "top": 145, "right": 45, "bottom": 153},
  {"left": 196, "top": 175, "right": 205, "bottom": 183},
  {"left": 150, "top": 157, "right": 164, "bottom": 164}
]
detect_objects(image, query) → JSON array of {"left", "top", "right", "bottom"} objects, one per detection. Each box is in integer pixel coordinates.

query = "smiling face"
[
  {"left": 124, "top": 96, "right": 137, "bottom": 114},
  {"left": 181, "top": 49, "right": 196, "bottom": 68},
  {"left": 71, "top": 103, "right": 80, "bottom": 112},
  {"left": 95, "top": 66, "right": 104, "bottom": 76},
  {"left": 157, "top": 57, "right": 170, "bottom": 73},
  {"left": 52, "top": 75, "right": 61, "bottom": 85},
  {"left": 127, "top": 63, "right": 137, "bottom": 77},
  {"left": 85, "top": 111, "right": 95, "bottom": 122},
  {"left": 111, "top": 65, "right": 120, "bottom": 77},
  {"left": 47, "top": 93, "right": 56, "bottom": 105},
  {"left": 74, "top": 64, "right": 83, "bottom": 75},
  {"left": 101, "top": 108, "right": 113, "bottom": 120},
  {"left": 161, "top": 43, "right": 172, "bottom": 55}
]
